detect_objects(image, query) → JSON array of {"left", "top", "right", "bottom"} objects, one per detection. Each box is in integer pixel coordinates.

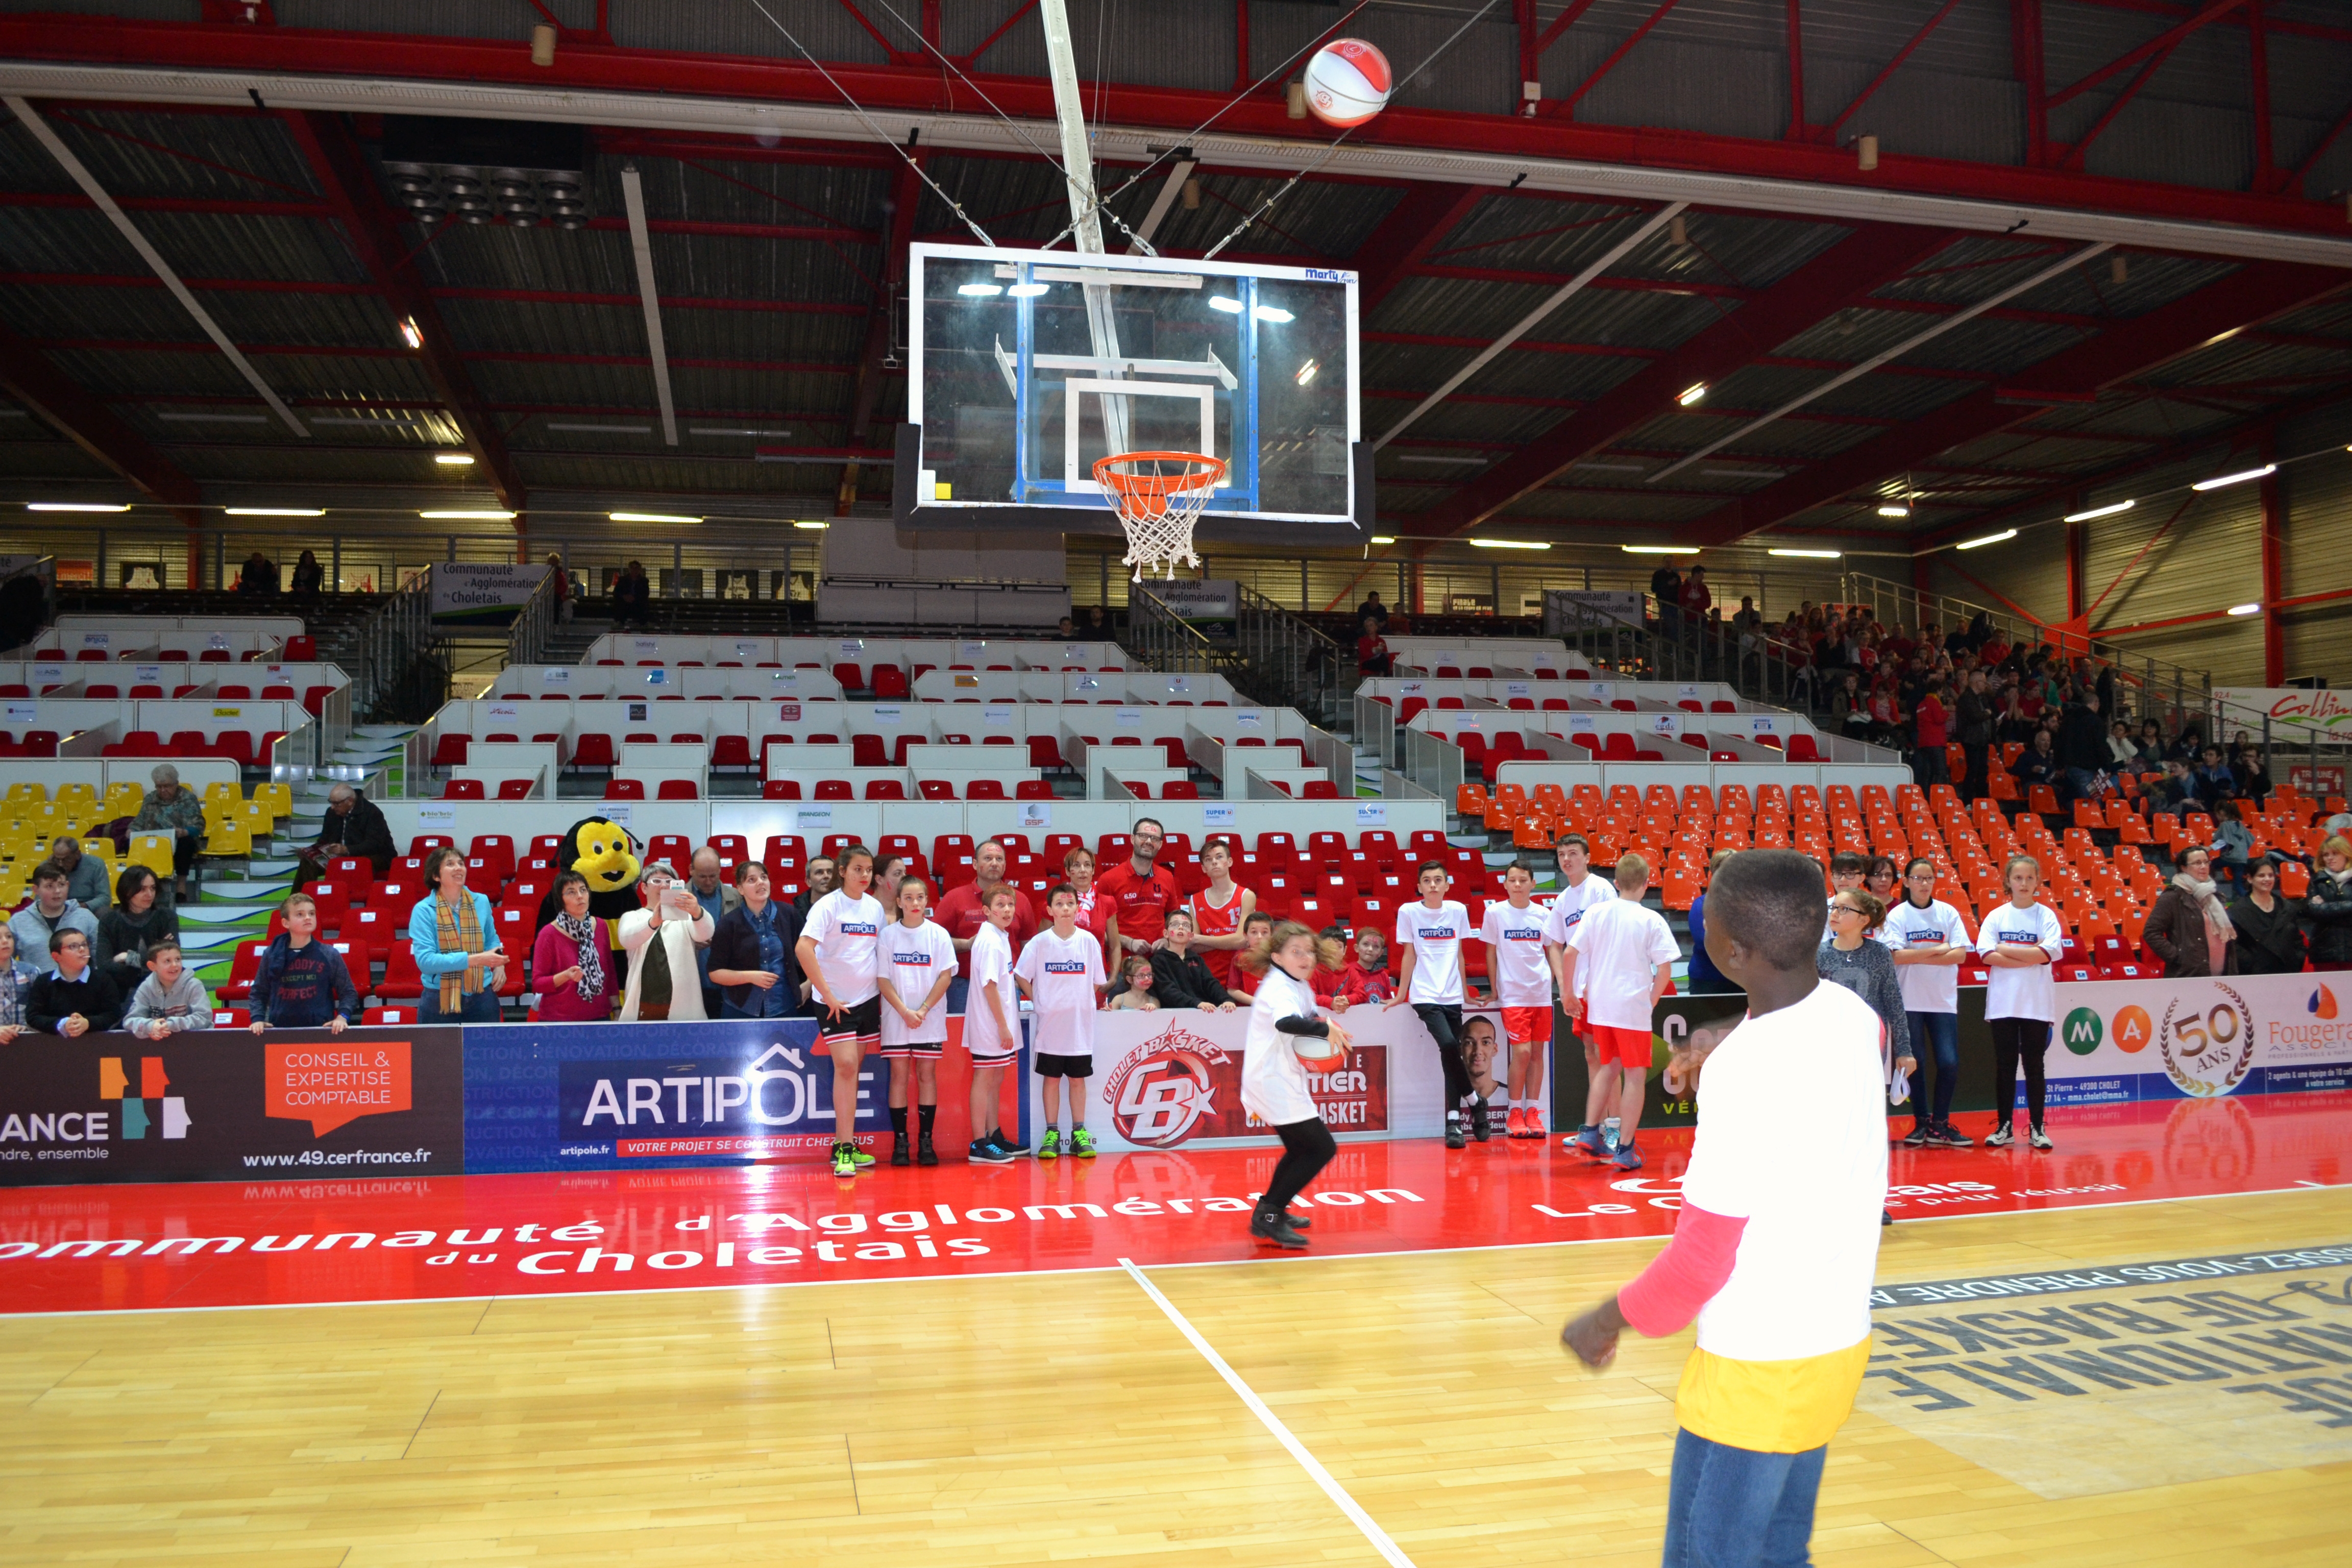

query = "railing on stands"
[
  {"left": 1124, "top": 584, "right": 1249, "bottom": 681},
  {"left": 320, "top": 567, "right": 438, "bottom": 723},
  {"left": 1126, "top": 584, "right": 1357, "bottom": 794},
  {"left": 1542, "top": 593, "right": 1815, "bottom": 712},
  {"left": 1234, "top": 583, "right": 1350, "bottom": 732},
  {"left": 1839, "top": 572, "right": 2213, "bottom": 737},
  {"left": 504, "top": 569, "right": 561, "bottom": 672},
  {"left": 1398, "top": 722, "right": 1465, "bottom": 804}
]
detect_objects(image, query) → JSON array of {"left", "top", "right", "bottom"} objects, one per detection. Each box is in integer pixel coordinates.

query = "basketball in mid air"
[{"left": 1304, "top": 39, "right": 1392, "bottom": 129}]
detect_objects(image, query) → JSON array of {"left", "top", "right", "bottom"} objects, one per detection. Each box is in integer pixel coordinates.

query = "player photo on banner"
[{"left": 1055, "top": 1004, "right": 1510, "bottom": 1153}]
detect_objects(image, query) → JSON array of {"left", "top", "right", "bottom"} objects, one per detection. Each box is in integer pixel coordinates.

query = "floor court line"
[{"left": 1120, "top": 1256, "right": 1421, "bottom": 1568}]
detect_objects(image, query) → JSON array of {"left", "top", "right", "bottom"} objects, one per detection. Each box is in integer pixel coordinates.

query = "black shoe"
[
  {"left": 1279, "top": 1208, "right": 1312, "bottom": 1229},
  {"left": 1882, "top": 1208, "right": 1895, "bottom": 1227},
  {"left": 890, "top": 1136, "right": 912, "bottom": 1167},
  {"left": 1471, "top": 1104, "right": 1492, "bottom": 1142},
  {"left": 1900, "top": 1121, "right": 1930, "bottom": 1147},
  {"left": 1249, "top": 1210, "right": 1309, "bottom": 1249},
  {"left": 916, "top": 1135, "right": 939, "bottom": 1167},
  {"left": 1444, "top": 1117, "right": 1467, "bottom": 1150}
]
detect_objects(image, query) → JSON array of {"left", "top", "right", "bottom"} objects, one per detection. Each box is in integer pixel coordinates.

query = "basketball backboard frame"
[{"left": 896, "top": 242, "right": 1370, "bottom": 542}]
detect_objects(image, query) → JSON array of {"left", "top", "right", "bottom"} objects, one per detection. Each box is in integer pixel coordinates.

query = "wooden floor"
[{"left": 3, "top": 1187, "right": 2348, "bottom": 1566}]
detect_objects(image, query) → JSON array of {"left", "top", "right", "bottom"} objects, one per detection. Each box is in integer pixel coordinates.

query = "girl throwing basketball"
[{"left": 1243, "top": 920, "right": 1352, "bottom": 1250}]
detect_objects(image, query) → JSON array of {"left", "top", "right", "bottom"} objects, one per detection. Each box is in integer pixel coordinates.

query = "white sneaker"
[
  {"left": 2029, "top": 1128, "right": 2053, "bottom": 1150},
  {"left": 1984, "top": 1123, "right": 2015, "bottom": 1148}
]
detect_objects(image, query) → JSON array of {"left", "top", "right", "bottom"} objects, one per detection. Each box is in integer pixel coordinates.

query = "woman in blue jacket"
[{"left": 408, "top": 846, "right": 509, "bottom": 1022}]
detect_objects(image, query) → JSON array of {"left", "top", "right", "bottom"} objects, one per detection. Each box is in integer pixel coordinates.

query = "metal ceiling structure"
[{"left": 0, "top": 0, "right": 2346, "bottom": 589}]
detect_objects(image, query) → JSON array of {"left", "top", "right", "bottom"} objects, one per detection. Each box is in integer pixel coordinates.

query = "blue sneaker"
[
  {"left": 1569, "top": 1125, "right": 1608, "bottom": 1158},
  {"left": 1611, "top": 1141, "right": 1643, "bottom": 1171},
  {"left": 968, "top": 1139, "right": 1014, "bottom": 1166}
]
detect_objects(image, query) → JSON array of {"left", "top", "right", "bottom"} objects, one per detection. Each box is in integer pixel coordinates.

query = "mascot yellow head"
[{"left": 570, "top": 818, "right": 641, "bottom": 893}]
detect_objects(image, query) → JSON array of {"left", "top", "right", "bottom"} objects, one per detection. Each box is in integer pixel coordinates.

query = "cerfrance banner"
[
  {"left": 2213, "top": 686, "right": 2352, "bottom": 739},
  {"left": 1153, "top": 579, "right": 1238, "bottom": 638},
  {"left": 0, "top": 1028, "right": 466, "bottom": 1186},
  {"left": 2040, "top": 970, "right": 2351, "bottom": 1105},
  {"left": 430, "top": 562, "right": 550, "bottom": 629},
  {"left": 463, "top": 1018, "right": 1007, "bottom": 1173},
  {"left": 1052, "top": 1003, "right": 1501, "bottom": 1153}
]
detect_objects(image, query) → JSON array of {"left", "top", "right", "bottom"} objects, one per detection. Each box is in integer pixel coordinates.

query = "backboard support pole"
[{"left": 1037, "top": 0, "right": 1131, "bottom": 458}]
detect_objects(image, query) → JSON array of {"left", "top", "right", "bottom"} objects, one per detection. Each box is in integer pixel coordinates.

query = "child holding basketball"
[
  {"left": 1016, "top": 883, "right": 1107, "bottom": 1159},
  {"left": 962, "top": 884, "right": 1025, "bottom": 1165},
  {"left": 795, "top": 843, "right": 886, "bottom": 1179},
  {"left": 1386, "top": 860, "right": 1478, "bottom": 1147},
  {"left": 876, "top": 873, "right": 956, "bottom": 1167},
  {"left": 1564, "top": 852, "right": 1678, "bottom": 1170},
  {"left": 1243, "top": 919, "right": 1353, "bottom": 1250},
  {"left": 1481, "top": 860, "right": 1554, "bottom": 1138}
]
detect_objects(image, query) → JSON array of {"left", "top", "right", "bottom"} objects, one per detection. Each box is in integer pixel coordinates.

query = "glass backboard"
[{"left": 900, "top": 243, "right": 1366, "bottom": 539}]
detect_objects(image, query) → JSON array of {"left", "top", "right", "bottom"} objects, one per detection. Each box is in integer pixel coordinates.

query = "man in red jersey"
[{"left": 1094, "top": 816, "right": 1182, "bottom": 962}]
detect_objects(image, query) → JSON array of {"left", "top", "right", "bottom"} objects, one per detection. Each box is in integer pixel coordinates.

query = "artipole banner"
[
  {"left": 0, "top": 1027, "right": 466, "bottom": 1186},
  {"left": 429, "top": 562, "right": 549, "bottom": 629}
]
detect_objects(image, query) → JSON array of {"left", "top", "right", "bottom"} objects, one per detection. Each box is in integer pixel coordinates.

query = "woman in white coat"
[
  {"left": 1242, "top": 919, "right": 1353, "bottom": 1250},
  {"left": 617, "top": 860, "right": 715, "bottom": 1022}
]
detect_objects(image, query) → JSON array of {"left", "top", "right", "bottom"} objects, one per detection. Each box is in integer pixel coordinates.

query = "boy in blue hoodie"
[{"left": 248, "top": 892, "right": 358, "bottom": 1033}]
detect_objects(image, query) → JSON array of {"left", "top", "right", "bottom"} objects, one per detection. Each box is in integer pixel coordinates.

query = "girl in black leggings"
[
  {"left": 1974, "top": 854, "right": 2066, "bottom": 1150},
  {"left": 1240, "top": 921, "right": 1352, "bottom": 1248}
]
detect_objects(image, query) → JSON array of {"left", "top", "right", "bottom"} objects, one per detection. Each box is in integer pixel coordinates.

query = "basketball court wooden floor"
[{"left": 4, "top": 1094, "right": 2348, "bottom": 1566}]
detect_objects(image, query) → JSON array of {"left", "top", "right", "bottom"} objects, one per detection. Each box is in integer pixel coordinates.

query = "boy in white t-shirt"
[
  {"left": 1542, "top": 833, "right": 1616, "bottom": 1135},
  {"left": 1015, "top": 883, "right": 1107, "bottom": 1159},
  {"left": 962, "top": 885, "right": 1025, "bottom": 1165},
  {"left": 876, "top": 873, "right": 957, "bottom": 1168},
  {"left": 1385, "top": 860, "right": 1479, "bottom": 1148},
  {"left": 1480, "top": 860, "right": 1554, "bottom": 1139},
  {"left": 1563, "top": 853, "right": 1679, "bottom": 1171},
  {"left": 1562, "top": 849, "right": 1888, "bottom": 1568}
]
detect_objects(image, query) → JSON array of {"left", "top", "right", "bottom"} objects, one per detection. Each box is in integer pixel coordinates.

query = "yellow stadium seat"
[
  {"left": 237, "top": 799, "right": 272, "bottom": 838},
  {"left": 102, "top": 782, "right": 142, "bottom": 817},
  {"left": 127, "top": 834, "right": 176, "bottom": 880},
  {"left": 55, "top": 782, "right": 97, "bottom": 813},
  {"left": 202, "top": 781, "right": 242, "bottom": 814},
  {"left": 5, "top": 782, "right": 44, "bottom": 806},
  {"left": 200, "top": 818, "right": 251, "bottom": 858},
  {"left": 252, "top": 781, "right": 291, "bottom": 824}
]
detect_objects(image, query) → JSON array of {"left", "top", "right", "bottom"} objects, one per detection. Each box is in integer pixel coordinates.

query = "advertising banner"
[
  {"left": 429, "top": 562, "right": 550, "bottom": 629},
  {"left": 1052, "top": 1003, "right": 1493, "bottom": 1153},
  {"left": 2213, "top": 685, "right": 2352, "bottom": 739},
  {"left": 1154, "top": 579, "right": 1239, "bottom": 638},
  {"left": 1542, "top": 589, "right": 1645, "bottom": 634},
  {"left": 0, "top": 1028, "right": 465, "bottom": 1185}
]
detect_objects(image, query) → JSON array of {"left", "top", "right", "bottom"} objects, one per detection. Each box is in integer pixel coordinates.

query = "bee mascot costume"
[{"left": 535, "top": 817, "right": 645, "bottom": 931}]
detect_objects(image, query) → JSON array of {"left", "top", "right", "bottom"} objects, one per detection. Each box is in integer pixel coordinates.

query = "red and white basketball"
[{"left": 1304, "top": 38, "right": 1392, "bottom": 129}]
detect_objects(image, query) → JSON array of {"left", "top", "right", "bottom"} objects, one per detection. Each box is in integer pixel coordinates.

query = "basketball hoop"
[{"left": 1095, "top": 451, "right": 1225, "bottom": 581}]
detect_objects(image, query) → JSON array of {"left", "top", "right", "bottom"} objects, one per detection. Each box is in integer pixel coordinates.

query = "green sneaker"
[
  {"left": 831, "top": 1141, "right": 857, "bottom": 1177},
  {"left": 852, "top": 1147, "right": 876, "bottom": 1167},
  {"left": 1038, "top": 1128, "right": 1062, "bottom": 1160},
  {"left": 1070, "top": 1126, "right": 1097, "bottom": 1158}
]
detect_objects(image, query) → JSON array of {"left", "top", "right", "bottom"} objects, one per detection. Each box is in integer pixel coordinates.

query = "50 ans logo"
[{"left": 2158, "top": 982, "right": 2256, "bottom": 1098}]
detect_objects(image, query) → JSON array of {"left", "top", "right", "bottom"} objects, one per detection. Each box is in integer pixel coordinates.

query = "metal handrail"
[
  {"left": 1232, "top": 582, "right": 1350, "bottom": 731},
  {"left": 1541, "top": 591, "right": 1818, "bottom": 713},
  {"left": 504, "top": 568, "right": 561, "bottom": 672}
]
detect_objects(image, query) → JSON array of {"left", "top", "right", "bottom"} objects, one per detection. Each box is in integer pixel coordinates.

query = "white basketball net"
[{"left": 1096, "top": 452, "right": 1224, "bottom": 581}]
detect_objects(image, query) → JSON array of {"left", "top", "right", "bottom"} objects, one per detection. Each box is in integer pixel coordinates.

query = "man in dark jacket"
[
  {"left": 1954, "top": 669, "right": 1994, "bottom": 802},
  {"left": 301, "top": 783, "right": 397, "bottom": 882},
  {"left": 2055, "top": 691, "right": 2108, "bottom": 806},
  {"left": 29, "top": 928, "right": 123, "bottom": 1036}
]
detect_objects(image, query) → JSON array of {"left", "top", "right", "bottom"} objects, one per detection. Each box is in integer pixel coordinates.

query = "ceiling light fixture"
[
  {"left": 434, "top": 452, "right": 476, "bottom": 466},
  {"left": 2191, "top": 463, "right": 2275, "bottom": 492},
  {"left": 1768, "top": 548, "right": 1842, "bottom": 558},
  {"left": 1208, "top": 296, "right": 1243, "bottom": 314},
  {"left": 1253, "top": 304, "right": 1293, "bottom": 323},
  {"left": 609, "top": 510, "right": 700, "bottom": 524},
  {"left": 1294, "top": 358, "right": 1319, "bottom": 386},
  {"left": 419, "top": 509, "right": 516, "bottom": 520},
  {"left": 29, "top": 501, "right": 131, "bottom": 512},
  {"left": 1676, "top": 382, "right": 1708, "bottom": 407},
  {"left": 1470, "top": 538, "right": 1550, "bottom": 550},
  {"left": 1369, "top": 535, "right": 1396, "bottom": 545},
  {"left": 2227, "top": 602, "right": 2261, "bottom": 616},
  {"left": 957, "top": 282, "right": 1003, "bottom": 298},
  {"left": 793, "top": 520, "right": 829, "bottom": 530},
  {"left": 398, "top": 316, "right": 423, "bottom": 350},
  {"left": 2064, "top": 499, "right": 2135, "bottom": 522},
  {"left": 1620, "top": 544, "right": 1699, "bottom": 554},
  {"left": 1954, "top": 528, "right": 2017, "bottom": 550},
  {"left": 1007, "top": 282, "right": 1049, "bottom": 298},
  {"left": 1876, "top": 503, "right": 1911, "bottom": 518},
  {"left": 226, "top": 507, "right": 325, "bottom": 517}
]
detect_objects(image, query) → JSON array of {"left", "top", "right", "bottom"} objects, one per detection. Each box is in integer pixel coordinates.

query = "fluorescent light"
[
  {"left": 1471, "top": 538, "right": 1550, "bottom": 550},
  {"left": 1621, "top": 544, "right": 1698, "bottom": 554},
  {"left": 398, "top": 316, "right": 423, "bottom": 350},
  {"left": 610, "top": 510, "right": 700, "bottom": 524},
  {"left": 1876, "top": 503, "right": 1911, "bottom": 518},
  {"left": 2191, "top": 463, "right": 2274, "bottom": 492},
  {"left": 1396, "top": 455, "right": 1484, "bottom": 466},
  {"left": 957, "top": 282, "right": 1002, "bottom": 298},
  {"left": 158, "top": 411, "right": 266, "bottom": 424},
  {"left": 434, "top": 452, "right": 475, "bottom": 466},
  {"left": 793, "top": 520, "right": 828, "bottom": 530},
  {"left": 1007, "top": 282, "right": 1049, "bottom": 298},
  {"left": 2227, "top": 603, "right": 2261, "bottom": 616},
  {"left": 419, "top": 509, "right": 516, "bottom": 520},
  {"left": 1768, "top": 548, "right": 1842, "bottom": 558},
  {"left": 227, "top": 507, "right": 325, "bottom": 517},
  {"left": 1370, "top": 535, "right": 1395, "bottom": 545},
  {"left": 689, "top": 427, "right": 791, "bottom": 437},
  {"left": 1294, "top": 358, "right": 1319, "bottom": 386},
  {"left": 2065, "top": 499, "right": 2134, "bottom": 522},
  {"left": 1954, "top": 528, "right": 2017, "bottom": 550},
  {"left": 1253, "top": 304, "right": 1293, "bottom": 323},
  {"left": 549, "top": 423, "right": 652, "bottom": 434},
  {"left": 1676, "top": 382, "right": 1708, "bottom": 407},
  {"left": 1208, "top": 296, "right": 1243, "bottom": 314},
  {"left": 1576, "top": 461, "right": 1647, "bottom": 473},
  {"left": 29, "top": 502, "right": 130, "bottom": 512}
]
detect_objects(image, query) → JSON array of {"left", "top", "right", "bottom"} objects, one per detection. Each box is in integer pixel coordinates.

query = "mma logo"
[{"left": 1104, "top": 1024, "right": 1231, "bottom": 1148}]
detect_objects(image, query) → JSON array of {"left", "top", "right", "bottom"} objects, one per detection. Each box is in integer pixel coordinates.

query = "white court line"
[{"left": 1119, "top": 1256, "right": 1419, "bottom": 1568}]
